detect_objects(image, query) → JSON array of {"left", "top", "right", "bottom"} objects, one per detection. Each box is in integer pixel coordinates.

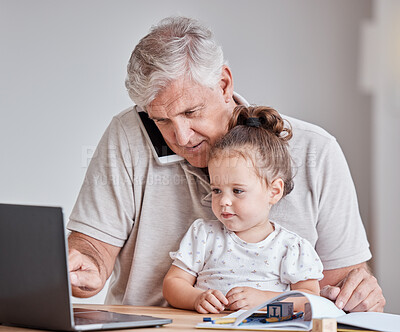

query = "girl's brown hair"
[{"left": 209, "top": 105, "right": 294, "bottom": 197}]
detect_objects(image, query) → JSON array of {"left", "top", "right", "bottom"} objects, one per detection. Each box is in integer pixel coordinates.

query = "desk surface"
[
  {"left": 0, "top": 304, "right": 379, "bottom": 332},
  {"left": 0, "top": 304, "right": 226, "bottom": 332}
]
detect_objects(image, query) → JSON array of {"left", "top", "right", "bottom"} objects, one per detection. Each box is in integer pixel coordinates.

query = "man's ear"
[
  {"left": 269, "top": 178, "right": 284, "bottom": 205},
  {"left": 219, "top": 65, "right": 234, "bottom": 102}
]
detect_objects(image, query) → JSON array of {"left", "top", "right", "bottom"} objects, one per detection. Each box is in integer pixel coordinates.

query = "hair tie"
[{"left": 246, "top": 117, "right": 261, "bottom": 128}]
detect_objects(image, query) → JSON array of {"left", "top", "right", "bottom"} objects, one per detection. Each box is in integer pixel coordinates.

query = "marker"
[
  {"left": 212, "top": 318, "right": 237, "bottom": 324},
  {"left": 205, "top": 317, "right": 248, "bottom": 324}
]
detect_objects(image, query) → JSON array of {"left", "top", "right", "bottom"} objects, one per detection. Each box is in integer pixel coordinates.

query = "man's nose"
[{"left": 174, "top": 119, "right": 194, "bottom": 146}]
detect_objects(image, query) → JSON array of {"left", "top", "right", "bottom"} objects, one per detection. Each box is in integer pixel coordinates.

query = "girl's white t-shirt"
[{"left": 170, "top": 218, "right": 324, "bottom": 295}]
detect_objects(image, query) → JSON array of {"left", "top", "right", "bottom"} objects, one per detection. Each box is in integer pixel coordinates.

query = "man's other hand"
[{"left": 320, "top": 265, "right": 385, "bottom": 312}]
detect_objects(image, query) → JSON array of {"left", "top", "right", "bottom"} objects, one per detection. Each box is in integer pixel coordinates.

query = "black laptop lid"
[{"left": 0, "top": 204, "right": 74, "bottom": 331}]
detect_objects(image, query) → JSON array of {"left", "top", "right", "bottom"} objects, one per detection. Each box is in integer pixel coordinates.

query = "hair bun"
[
  {"left": 230, "top": 105, "right": 292, "bottom": 141},
  {"left": 245, "top": 117, "right": 262, "bottom": 127}
]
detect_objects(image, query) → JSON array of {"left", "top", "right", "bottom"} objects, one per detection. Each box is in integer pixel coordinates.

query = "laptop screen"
[
  {"left": 0, "top": 203, "right": 172, "bottom": 331},
  {"left": 0, "top": 204, "right": 74, "bottom": 330}
]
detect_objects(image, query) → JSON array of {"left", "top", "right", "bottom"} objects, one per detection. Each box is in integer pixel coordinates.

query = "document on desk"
[{"left": 196, "top": 290, "right": 400, "bottom": 332}]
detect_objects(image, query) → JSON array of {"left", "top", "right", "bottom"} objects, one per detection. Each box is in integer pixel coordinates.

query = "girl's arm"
[
  {"left": 226, "top": 287, "right": 281, "bottom": 311},
  {"left": 291, "top": 278, "right": 320, "bottom": 295},
  {"left": 227, "top": 279, "right": 321, "bottom": 312},
  {"left": 290, "top": 278, "right": 321, "bottom": 311},
  {"left": 163, "top": 265, "right": 228, "bottom": 313},
  {"left": 163, "top": 265, "right": 201, "bottom": 309}
]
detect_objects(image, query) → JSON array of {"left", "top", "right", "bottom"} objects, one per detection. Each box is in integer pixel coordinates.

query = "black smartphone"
[{"left": 135, "top": 106, "right": 184, "bottom": 165}]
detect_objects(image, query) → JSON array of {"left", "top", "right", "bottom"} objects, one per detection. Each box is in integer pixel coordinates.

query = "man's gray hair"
[{"left": 125, "top": 16, "right": 225, "bottom": 109}]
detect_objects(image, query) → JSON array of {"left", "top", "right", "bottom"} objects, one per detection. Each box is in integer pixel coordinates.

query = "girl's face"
[{"left": 209, "top": 155, "right": 282, "bottom": 242}]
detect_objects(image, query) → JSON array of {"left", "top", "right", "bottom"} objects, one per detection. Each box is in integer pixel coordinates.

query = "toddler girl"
[{"left": 163, "top": 105, "right": 323, "bottom": 313}]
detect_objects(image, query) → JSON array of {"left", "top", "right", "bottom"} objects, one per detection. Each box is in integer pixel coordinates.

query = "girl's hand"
[
  {"left": 194, "top": 289, "right": 228, "bottom": 314},
  {"left": 226, "top": 287, "right": 277, "bottom": 310}
]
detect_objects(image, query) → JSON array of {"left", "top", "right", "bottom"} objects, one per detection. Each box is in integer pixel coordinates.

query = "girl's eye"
[
  {"left": 212, "top": 188, "right": 221, "bottom": 194},
  {"left": 233, "top": 189, "right": 244, "bottom": 194}
]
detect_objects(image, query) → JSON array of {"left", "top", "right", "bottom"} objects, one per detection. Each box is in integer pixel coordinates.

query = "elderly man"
[{"left": 68, "top": 16, "right": 385, "bottom": 312}]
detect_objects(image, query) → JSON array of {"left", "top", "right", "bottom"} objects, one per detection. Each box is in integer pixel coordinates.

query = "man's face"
[{"left": 146, "top": 76, "right": 234, "bottom": 168}]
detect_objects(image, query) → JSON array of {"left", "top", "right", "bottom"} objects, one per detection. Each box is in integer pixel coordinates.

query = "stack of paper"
[{"left": 196, "top": 291, "right": 400, "bottom": 332}]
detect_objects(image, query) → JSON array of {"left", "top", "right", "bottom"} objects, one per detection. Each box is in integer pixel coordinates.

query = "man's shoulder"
[
  {"left": 236, "top": 92, "right": 335, "bottom": 142},
  {"left": 99, "top": 106, "right": 140, "bottom": 139},
  {"left": 282, "top": 114, "right": 335, "bottom": 142},
  {"left": 115, "top": 106, "right": 136, "bottom": 118},
  {"left": 112, "top": 106, "right": 138, "bottom": 127},
  {"left": 105, "top": 106, "right": 149, "bottom": 147},
  {"left": 281, "top": 114, "right": 338, "bottom": 158}
]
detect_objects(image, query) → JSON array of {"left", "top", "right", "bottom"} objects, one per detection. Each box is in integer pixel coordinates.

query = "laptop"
[{"left": 0, "top": 203, "right": 172, "bottom": 331}]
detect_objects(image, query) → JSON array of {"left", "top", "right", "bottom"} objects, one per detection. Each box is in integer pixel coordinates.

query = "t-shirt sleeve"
[
  {"left": 169, "top": 219, "right": 208, "bottom": 277},
  {"left": 280, "top": 237, "right": 324, "bottom": 284},
  {"left": 67, "top": 116, "right": 135, "bottom": 247},
  {"left": 315, "top": 139, "right": 371, "bottom": 269}
]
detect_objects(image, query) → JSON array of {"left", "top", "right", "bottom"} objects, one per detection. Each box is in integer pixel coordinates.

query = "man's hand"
[
  {"left": 226, "top": 287, "right": 276, "bottom": 311},
  {"left": 194, "top": 289, "right": 228, "bottom": 314},
  {"left": 68, "top": 248, "right": 103, "bottom": 297},
  {"left": 68, "top": 231, "right": 120, "bottom": 298},
  {"left": 321, "top": 264, "right": 385, "bottom": 312}
]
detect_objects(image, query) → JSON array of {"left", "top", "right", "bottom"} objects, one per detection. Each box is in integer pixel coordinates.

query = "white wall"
[
  {"left": 370, "top": 0, "right": 400, "bottom": 315},
  {"left": 1, "top": 0, "right": 397, "bottom": 312}
]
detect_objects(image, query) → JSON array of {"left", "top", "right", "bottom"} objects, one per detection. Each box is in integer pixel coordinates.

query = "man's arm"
[
  {"left": 68, "top": 231, "right": 120, "bottom": 298},
  {"left": 320, "top": 262, "right": 385, "bottom": 312}
]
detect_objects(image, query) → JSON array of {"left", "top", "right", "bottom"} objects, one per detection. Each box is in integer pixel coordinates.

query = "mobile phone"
[{"left": 135, "top": 106, "right": 184, "bottom": 165}]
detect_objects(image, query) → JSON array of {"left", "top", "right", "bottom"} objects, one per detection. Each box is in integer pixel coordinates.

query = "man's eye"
[
  {"left": 233, "top": 189, "right": 244, "bottom": 194},
  {"left": 184, "top": 110, "right": 197, "bottom": 117},
  {"left": 212, "top": 188, "right": 221, "bottom": 194}
]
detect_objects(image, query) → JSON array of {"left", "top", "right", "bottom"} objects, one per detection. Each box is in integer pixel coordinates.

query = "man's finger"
[
  {"left": 69, "top": 271, "right": 95, "bottom": 289},
  {"left": 70, "top": 272, "right": 80, "bottom": 286},
  {"left": 320, "top": 285, "right": 340, "bottom": 301},
  {"left": 70, "top": 270, "right": 102, "bottom": 291},
  {"left": 347, "top": 286, "right": 385, "bottom": 312},
  {"left": 367, "top": 298, "right": 385, "bottom": 313},
  {"left": 342, "top": 277, "right": 373, "bottom": 312},
  {"left": 68, "top": 249, "right": 84, "bottom": 271},
  {"left": 334, "top": 268, "right": 365, "bottom": 309}
]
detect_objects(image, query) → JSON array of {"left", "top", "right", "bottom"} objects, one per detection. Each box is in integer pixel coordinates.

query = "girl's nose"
[{"left": 220, "top": 195, "right": 232, "bottom": 206}]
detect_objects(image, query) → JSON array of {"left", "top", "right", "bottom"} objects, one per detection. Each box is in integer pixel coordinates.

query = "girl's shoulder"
[
  {"left": 271, "top": 221, "right": 312, "bottom": 247},
  {"left": 188, "top": 218, "right": 225, "bottom": 236}
]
